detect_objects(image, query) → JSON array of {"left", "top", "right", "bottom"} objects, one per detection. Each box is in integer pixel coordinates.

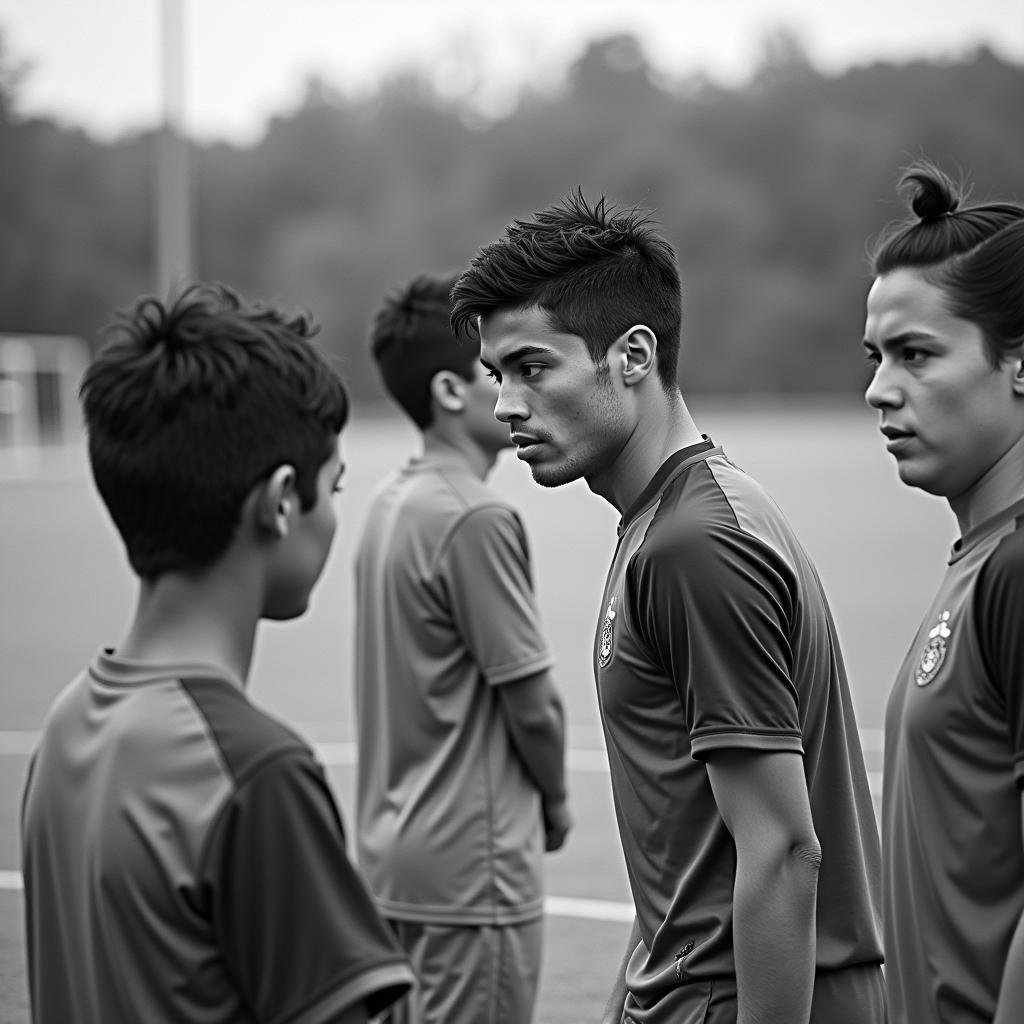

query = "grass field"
[{"left": 0, "top": 399, "right": 954, "bottom": 1022}]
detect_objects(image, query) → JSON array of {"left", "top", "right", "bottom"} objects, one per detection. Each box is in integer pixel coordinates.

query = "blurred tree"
[{"left": 0, "top": 28, "right": 1020, "bottom": 397}]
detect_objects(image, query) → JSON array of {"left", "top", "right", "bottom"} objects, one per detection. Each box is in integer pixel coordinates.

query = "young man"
[
  {"left": 451, "top": 194, "right": 885, "bottom": 1024},
  {"left": 20, "top": 284, "right": 414, "bottom": 1024},
  {"left": 354, "top": 271, "right": 570, "bottom": 1024}
]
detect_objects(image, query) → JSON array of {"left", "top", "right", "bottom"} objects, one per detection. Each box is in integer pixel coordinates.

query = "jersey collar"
[
  {"left": 618, "top": 436, "right": 718, "bottom": 535},
  {"left": 949, "top": 495, "right": 1024, "bottom": 564}
]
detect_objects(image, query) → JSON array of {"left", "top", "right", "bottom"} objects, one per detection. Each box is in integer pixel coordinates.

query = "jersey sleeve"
[
  {"left": 441, "top": 504, "right": 554, "bottom": 685},
  {"left": 200, "top": 751, "right": 414, "bottom": 1022},
  {"left": 975, "top": 528, "right": 1024, "bottom": 789},
  {"left": 630, "top": 521, "right": 803, "bottom": 759}
]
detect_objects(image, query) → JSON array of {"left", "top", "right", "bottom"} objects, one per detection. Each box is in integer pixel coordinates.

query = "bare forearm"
[
  {"left": 994, "top": 912, "right": 1024, "bottom": 1024},
  {"left": 499, "top": 673, "right": 567, "bottom": 807},
  {"left": 602, "top": 917, "right": 641, "bottom": 1024},
  {"left": 733, "top": 844, "right": 820, "bottom": 1024}
]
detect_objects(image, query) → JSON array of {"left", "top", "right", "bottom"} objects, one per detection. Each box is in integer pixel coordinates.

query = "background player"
[
  {"left": 354, "top": 270, "right": 570, "bottom": 1024},
  {"left": 863, "top": 161, "right": 1024, "bottom": 1024},
  {"left": 451, "top": 193, "right": 885, "bottom": 1024},
  {"left": 20, "top": 283, "right": 414, "bottom": 1024}
]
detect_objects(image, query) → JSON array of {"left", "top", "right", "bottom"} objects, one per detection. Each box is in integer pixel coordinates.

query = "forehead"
[
  {"left": 865, "top": 268, "right": 953, "bottom": 331},
  {"left": 479, "top": 305, "right": 588, "bottom": 364}
]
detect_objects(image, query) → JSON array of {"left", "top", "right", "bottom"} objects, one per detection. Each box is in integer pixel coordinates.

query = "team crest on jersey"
[
  {"left": 598, "top": 598, "right": 617, "bottom": 668},
  {"left": 915, "top": 610, "right": 951, "bottom": 686}
]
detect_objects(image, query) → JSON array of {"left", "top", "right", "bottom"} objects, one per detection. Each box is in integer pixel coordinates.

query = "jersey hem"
[
  {"left": 375, "top": 896, "right": 545, "bottom": 926},
  {"left": 285, "top": 961, "right": 415, "bottom": 1023}
]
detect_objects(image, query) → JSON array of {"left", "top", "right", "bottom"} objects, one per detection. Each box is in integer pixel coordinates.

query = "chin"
[
  {"left": 530, "top": 462, "right": 584, "bottom": 489},
  {"left": 895, "top": 464, "right": 944, "bottom": 496}
]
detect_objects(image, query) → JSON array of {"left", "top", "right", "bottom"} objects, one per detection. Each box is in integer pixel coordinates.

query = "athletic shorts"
[
  {"left": 382, "top": 918, "right": 544, "bottom": 1024},
  {"left": 621, "top": 962, "right": 886, "bottom": 1024}
]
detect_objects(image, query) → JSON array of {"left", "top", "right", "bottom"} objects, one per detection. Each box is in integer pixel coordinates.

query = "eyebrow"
[
  {"left": 861, "top": 330, "right": 936, "bottom": 350},
  {"left": 480, "top": 344, "right": 553, "bottom": 371}
]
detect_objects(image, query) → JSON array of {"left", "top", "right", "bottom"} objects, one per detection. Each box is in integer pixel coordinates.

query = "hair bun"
[{"left": 899, "top": 162, "right": 961, "bottom": 222}]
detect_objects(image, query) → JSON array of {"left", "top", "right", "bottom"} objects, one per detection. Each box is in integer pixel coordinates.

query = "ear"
[
  {"left": 252, "top": 465, "right": 298, "bottom": 539},
  {"left": 429, "top": 369, "right": 467, "bottom": 414},
  {"left": 609, "top": 325, "right": 657, "bottom": 386},
  {"left": 1012, "top": 358, "right": 1024, "bottom": 398}
]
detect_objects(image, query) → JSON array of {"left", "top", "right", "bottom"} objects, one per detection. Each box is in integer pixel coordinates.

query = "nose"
[
  {"left": 493, "top": 381, "right": 527, "bottom": 424},
  {"left": 864, "top": 361, "right": 901, "bottom": 411}
]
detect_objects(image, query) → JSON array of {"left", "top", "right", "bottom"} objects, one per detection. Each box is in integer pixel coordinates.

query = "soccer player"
[
  {"left": 451, "top": 193, "right": 886, "bottom": 1024},
  {"left": 354, "top": 271, "right": 570, "bottom": 1024},
  {"left": 862, "top": 162, "right": 1024, "bottom": 1024},
  {"left": 20, "top": 284, "right": 414, "bottom": 1024}
]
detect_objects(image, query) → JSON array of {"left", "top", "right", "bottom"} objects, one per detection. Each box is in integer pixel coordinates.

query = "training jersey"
[
  {"left": 884, "top": 498, "right": 1024, "bottom": 1024},
  {"left": 354, "top": 454, "right": 556, "bottom": 926},
  {"left": 20, "top": 651, "right": 413, "bottom": 1024},
  {"left": 594, "top": 440, "right": 883, "bottom": 1012}
]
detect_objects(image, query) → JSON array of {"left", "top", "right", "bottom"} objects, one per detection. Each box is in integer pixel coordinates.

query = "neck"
[
  {"left": 422, "top": 426, "right": 498, "bottom": 481},
  {"left": 949, "top": 432, "right": 1024, "bottom": 536},
  {"left": 115, "top": 566, "right": 261, "bottom": 686},
  {"left": 589, "top": 389, "right": 703, "bottom": 514}
]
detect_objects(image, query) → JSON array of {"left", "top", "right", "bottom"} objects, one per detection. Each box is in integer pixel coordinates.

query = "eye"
[
  {"left": 484, "top": 368, "right": 501, "bottom": 384},
  {"left": 902, "top": 347, "right": 927, "bottom": 365},
  {"left": 864, "top": 350, "right": 881, "bottom": 369},
  {"left": 520, "top": 363, "right": 543, "bottom": 380}
]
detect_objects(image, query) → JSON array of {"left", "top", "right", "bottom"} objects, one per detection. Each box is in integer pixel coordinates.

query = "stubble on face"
[{"left": 527, "top": 363, "right": 627, "bottom": 489}]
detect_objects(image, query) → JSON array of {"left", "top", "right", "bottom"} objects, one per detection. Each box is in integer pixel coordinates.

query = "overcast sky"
[{"left": 1, "top": 0, "right": 1021, "bottom": 143}]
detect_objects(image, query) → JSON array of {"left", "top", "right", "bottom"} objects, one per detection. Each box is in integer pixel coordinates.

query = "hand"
[{"left": 543, "top": 798, "right": 572, "bottom": 852}]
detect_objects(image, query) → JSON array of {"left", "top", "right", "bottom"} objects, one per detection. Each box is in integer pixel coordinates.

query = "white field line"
[
  {"left": 0, "top": 731, "right": 883, "bottom": 916},
  {"left": 1, "top": 732, "right": 885, "bottom": 799}
]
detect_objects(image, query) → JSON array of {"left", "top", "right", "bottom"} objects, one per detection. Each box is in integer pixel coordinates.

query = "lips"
[
  {"left": 510, "top": 431, "right": 544, "bottom": 460},
  {"left": 880, "top": 425, "right": 915, "bottom": 454}
]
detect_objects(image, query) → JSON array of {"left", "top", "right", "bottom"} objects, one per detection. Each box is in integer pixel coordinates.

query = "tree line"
[{"left": 1, "top": 29, "right": 1021, "bottom": 397}]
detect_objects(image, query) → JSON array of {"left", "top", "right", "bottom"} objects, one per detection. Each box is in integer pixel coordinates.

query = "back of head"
[
  {"left": 81, "top": 283, "right": 349, "bottom": 579},
  {"left": 369, "top": 270, "right": 477, "bottom": 429},
  {"left": 870, "top": 160, "right": 1024, "bottom": 363},
  {"left": 450, "top": 189, "right": 683, "bottom": 391}
]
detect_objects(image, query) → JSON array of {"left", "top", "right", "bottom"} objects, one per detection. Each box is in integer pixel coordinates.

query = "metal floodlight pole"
[{"left": 155, "top": 0, "right": 195, "bottom": 299}]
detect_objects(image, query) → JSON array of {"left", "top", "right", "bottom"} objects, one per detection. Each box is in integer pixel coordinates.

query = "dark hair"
[
  {"left": 871, "top": 161, "right": 1024, "bottom": 364},
  {"left": 369, "top": 271, "right": 477, "bottom": 429},
  {"left": 81, "top": 283, "right": 349, "bottom": 579},
  {"left": 450, "top": 189, "right": 682, "bottom": 391}
]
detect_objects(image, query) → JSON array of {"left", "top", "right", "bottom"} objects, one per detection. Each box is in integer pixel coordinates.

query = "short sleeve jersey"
[
  {"left": 20, "top": 651, "right": 413, "bottom": 1024},
  {"left": 354, "top": 455, "right": 555, "bottom": 925},
  {"left": 595, "top": 442, "right": 883, "bottom": 1010},
  {"left": 884, "top": 498, "right": 1024, "bottom": 1024}
]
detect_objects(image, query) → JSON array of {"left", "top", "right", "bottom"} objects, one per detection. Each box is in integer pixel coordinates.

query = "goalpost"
[{"left": 0, "top": 333, "right": 90, "bottom": 474}]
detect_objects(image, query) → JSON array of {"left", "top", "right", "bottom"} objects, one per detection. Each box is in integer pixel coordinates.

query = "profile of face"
[
  {"left": 262, "top": 443, "right": 344, "bottom": 620},
  {"left": 479, "top": 305, "right": 629, "bottom": 488},
  {"left": 863, "top": 268, "right": 1024, "bottom": 500}
]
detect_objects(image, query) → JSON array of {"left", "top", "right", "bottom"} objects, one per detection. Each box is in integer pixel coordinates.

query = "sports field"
[{"left": 0, "top": 400, "right": 953, "bottom": 1022}]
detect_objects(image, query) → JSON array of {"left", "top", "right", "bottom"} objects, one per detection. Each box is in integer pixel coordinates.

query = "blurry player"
[
  {"left": 355, "top": 270, "right": 570, "bottom": 1024},
  {"left": 451, "top": 193, "right": 886, "bottom": 1024},
  {"left": 20, "top": 283, "right": 414, "bottom": 1024},
  {"left": 863, "top": 161, "right": 1024, "bottom": 1024}
]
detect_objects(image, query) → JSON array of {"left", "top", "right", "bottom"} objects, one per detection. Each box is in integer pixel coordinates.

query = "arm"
[
  {"left": 601, "top": 917, "right": 642, "bottom": 1024},
  {"left": 993, "top": 795, "right": 1024, "bottom": 1024},
  {"left": 978, "top": 536, "right": 1024, "bottom": 1024},
  {"left": 496, "top": 667, "right": 571, "bottom": 851},
  {"left": 705, "top": 748, "right": 820, "bottom": 1024}
]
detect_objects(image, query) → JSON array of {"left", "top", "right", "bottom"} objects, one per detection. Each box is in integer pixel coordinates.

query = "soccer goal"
[{"left": 0, "top": 334, "right": 89, "bottom": 475}]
